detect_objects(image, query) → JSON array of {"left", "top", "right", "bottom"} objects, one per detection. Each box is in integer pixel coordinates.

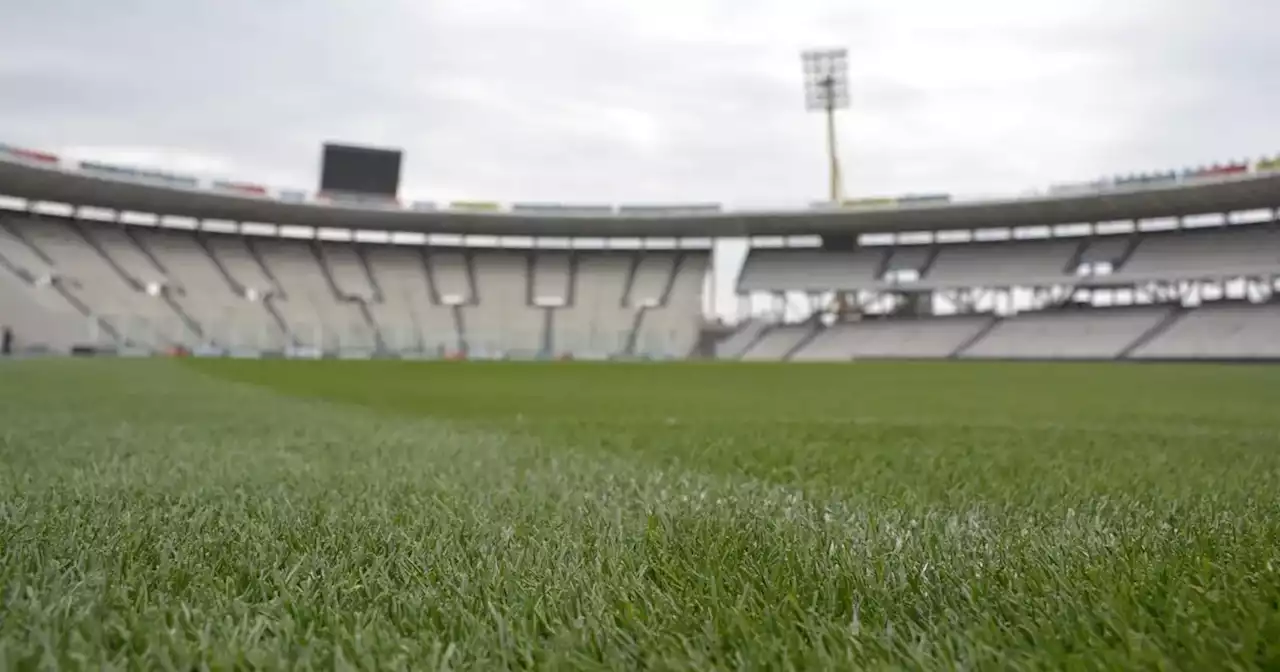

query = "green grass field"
[{"left": 3, "top": 359, "right": 1280, "bottom": 669}]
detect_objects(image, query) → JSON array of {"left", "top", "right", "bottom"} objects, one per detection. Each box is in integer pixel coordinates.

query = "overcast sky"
[{"left": 2, "top": 0, "right": 1278, "bottom": 208}]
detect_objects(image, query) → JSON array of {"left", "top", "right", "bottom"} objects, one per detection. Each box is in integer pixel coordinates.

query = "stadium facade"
[{"left": 0, "top": 142, "right": 1277, "bottom": 361}]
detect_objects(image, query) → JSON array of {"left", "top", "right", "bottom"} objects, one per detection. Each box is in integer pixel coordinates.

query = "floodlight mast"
[
  {"left": 822, "top": 76, "right": 842, "bottom": 203},
  {"left": 801, "top": 48, "right": 850, "bottom": 203}
]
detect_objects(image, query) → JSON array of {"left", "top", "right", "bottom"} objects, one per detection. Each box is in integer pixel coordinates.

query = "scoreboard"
[{"left": 318, "top": 143, "right": 403, "bottom": 199}]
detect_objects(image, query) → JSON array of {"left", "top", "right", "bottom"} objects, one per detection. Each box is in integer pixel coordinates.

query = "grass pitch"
[{"left": 2, "top": 359, "right": 1280, "bottom": 669}]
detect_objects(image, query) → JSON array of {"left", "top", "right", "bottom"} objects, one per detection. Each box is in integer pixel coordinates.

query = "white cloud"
[{"left": 0, "top": 0, "right": 1276, "bottom": 205}]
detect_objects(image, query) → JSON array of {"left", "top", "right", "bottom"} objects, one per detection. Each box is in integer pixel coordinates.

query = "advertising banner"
[
  {"left": 896, "top": 193, "right": 951, "bottom": 205},
  {"left": 80, "top": 161, "right": 197, "bottom": 187},
  {"left": 16, "top": 147, "right": 59, "bottom": 163},
  {"left": 616, "top": 203, "right": 721, "bottom": 215},
  {"left": 81, "top": 160, "right": 137, "bottom": 177},
  {"left": 1186, "top": 163, "right": 1248, "bottom": 180},
  {"left": 449, "top": 201, "right": 502, "bottom": 212},
  {"left": 322, "top": 191, "right": 400, "bottom": 208},
  {"left": 212, "top": 180, "right": 269, "bottom": 195},
  {"left": 841, "top": 197, "right": 897, "bottom": 209},
  {"left": 1049, "top": 181, "right": 1108, "bottom": 195},
  {"left": 1114, "top": 172, "right": 1177, "bottom": 188},
  {"left": 6, "top": 146, "right": 59, "bottom": 164},
  {"left": 511, "top": 203, "right": 615, "bottom": 216},
  {"left": 138, "top": 169, "right": 199, "bottom": 188}
]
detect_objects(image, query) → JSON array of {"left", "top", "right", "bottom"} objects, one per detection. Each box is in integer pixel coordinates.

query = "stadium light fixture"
[{"left": 801, "top": 48, "right": 850, "bottom": 203}]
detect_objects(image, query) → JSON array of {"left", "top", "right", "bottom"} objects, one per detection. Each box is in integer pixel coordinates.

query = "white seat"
[
  {"left": 962, "top": 307, "right": 1170, "bottom": 359},
  {"left": 1133, "top": 303, "right": 1280, "bottom": 359},
  {"left": 551, "top": 253, "right": 635, "bottom": 358},
  {"left": 793, "top": 316, "right": 990, "bottom": 360}
]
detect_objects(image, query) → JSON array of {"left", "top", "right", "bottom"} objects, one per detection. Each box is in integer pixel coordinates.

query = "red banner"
[
  {"left": 213, "top": 180, "right": 268, "bottom": 195},
  {"left": 12, "top": 147, "right": 59, "bottom": 164},
  {"left": 1189, "top": 163, "right": 1248, "bottom": 179}
]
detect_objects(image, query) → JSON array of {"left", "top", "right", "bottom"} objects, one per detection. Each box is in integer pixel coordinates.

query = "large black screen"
[{"left": 319, "top": 143, "right": 403, "bottom": 198}]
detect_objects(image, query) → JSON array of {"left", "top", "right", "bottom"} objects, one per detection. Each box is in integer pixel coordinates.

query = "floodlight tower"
[{"left": 801, "top": 48, "right": 850, "bottom": 204}]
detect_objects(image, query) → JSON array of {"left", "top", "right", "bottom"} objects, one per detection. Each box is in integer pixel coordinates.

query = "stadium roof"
[{"left": 2, "top": 156, "right": 1279, "bottom": 238}]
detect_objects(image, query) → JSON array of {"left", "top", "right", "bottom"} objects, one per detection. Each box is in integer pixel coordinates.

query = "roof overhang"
[{"left": 3, "top": 157, "right": 1279, "bottom": 238}]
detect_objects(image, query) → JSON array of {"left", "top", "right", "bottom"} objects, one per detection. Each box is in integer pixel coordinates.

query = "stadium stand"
[
  {"left": 139, "top": 228, "right": 288, "bottom": 351},
  {"left": 7, "top": 217, "right": 186, "bottom": 348},
  {"left": 251, "top": 237, "right": 378, "bottom": 353},
  {"left": 628, "top": 253, "right": 677, "bottom": 307},
  {"left": 1075, "top": 235, "right": 1132, "bottom": 266},
  {"left": 84, "top": 223, "right": 167, "bottom": 288},
  {"left": 740, "top": 325, "right": 816, "bottom": 360},
  {"left": 633, "top": 252, "right": 709, "bottom": 358},
  {"left": 464, "top": 251, "right": 546, "bottom": 358},
  {"left": 882, "top": 245, "right": 934, "bottom": 279},
  {"left": 0, "top": 213, "right": 713, "bottom": 359},
  {"left": 363, "top": 245, "right": 457, "bottom": 355},
  {"left": 427, "top": 250, "right": 472, "bottom": 304},
  {"left": 318, "top": 242, "right": 378, "bottom": 301},
  {"left": 715, "top": 319, "right": 768, "bottom": 359},
  {"left": 925, "top": 239, "right": 1079, "bottom": 287},
  {"left": 1, "top": 140, "right": 1278, "bottom": 361},
  {"left": 550, "top": 253, "right": 634, "bottom": 359},
  {"left": 206, "top": 235, "right": 276, "bottom": 297},
  {"left": 0, "top": 270, "right": 101, "bottom": 352},
  {"left": 531, "top": 252, "right": 571, "bottom": 305},
  {"left": 791, "top": 316, "right": 993, "bottom": 360},
  {"left": 0, "top": 218, "right": 54, "bottom": 278},
  {"left": 1131, "top": 302, "right": 1280, "bottom": 359},
  {"left": 738, "top": 248, "right": 883, "bottom": 292},
  {"left": 959, "top": 307, "right": 1175, "bottom": 360},
  {"left": 1118, "top": 225, "right": 1279, "bottom": 280},
  {"left": 737, "top": 223, "right": 1280, "bottom": 292}
]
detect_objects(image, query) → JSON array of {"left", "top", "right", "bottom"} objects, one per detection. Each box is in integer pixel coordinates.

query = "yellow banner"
[
  {"left": 449, "top": 201, "right": 501, "bottom": 212},
  {"left": 841, "top": 197, "right": 897, "bottom": 208},
  {"left": 1256, "top": 158, "right": 1280, "bottom": 172}
]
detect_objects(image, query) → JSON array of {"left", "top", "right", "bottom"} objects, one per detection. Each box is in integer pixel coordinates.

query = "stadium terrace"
[{"left": 0, "top": 141, "right": 1278, "bottom": 360}]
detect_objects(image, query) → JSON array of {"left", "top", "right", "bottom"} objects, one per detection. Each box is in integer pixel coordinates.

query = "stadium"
[
  {"left": 2, "top": 142, "right": 1278, "bottom": 361},
  {"left": 3, "top": 21, "right": 1280, "bottom": 668},
  {"left": 4, "top": 137, "right": 1280, "bottom": 667}
]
